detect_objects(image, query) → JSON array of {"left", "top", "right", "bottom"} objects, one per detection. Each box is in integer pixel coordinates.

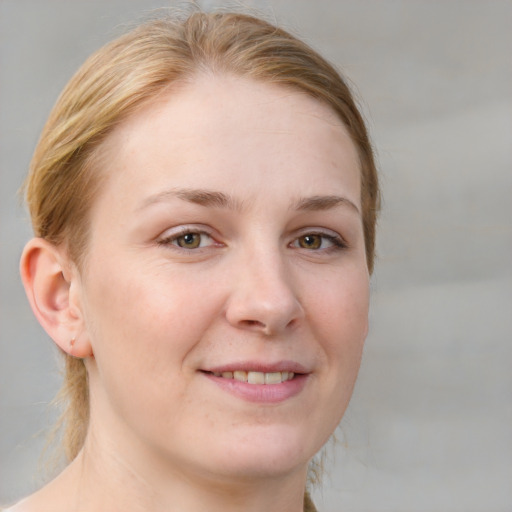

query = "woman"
[{"left": 8, "top": 10, "right": 379, "bottom": 512}]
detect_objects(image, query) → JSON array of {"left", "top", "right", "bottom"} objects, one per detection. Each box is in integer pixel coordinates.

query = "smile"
[
  {"left": 201, "top": 361, "right": 309, "bottom": 402},
  {"left": 209, "top": 370, "right": 295, "bottom": 384},
  {"left": 204, "top": 369, "right": 308, "bottom": 404}
]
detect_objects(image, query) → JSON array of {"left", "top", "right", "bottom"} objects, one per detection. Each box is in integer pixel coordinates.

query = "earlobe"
[{"left": 20, "top": 238, "right": 93, "bottom": 358}]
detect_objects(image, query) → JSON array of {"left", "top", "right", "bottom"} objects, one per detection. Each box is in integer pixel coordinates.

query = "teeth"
[
  {"left": 213, "top": 370, "right": 295, "bottom": 384},
  {"left": 248, "top": 371, "right": 265, "bottom": 384},
  {"left": 233, "top": 370, "right": 248, "bottom": 382},
  {"left": 264, "top": 372, "right": 282, "bottom": 384}
]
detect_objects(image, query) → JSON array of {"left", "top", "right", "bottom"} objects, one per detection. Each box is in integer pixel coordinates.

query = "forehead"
[{"left": 96, "top": 74, "right": 361, "bottom": 207}]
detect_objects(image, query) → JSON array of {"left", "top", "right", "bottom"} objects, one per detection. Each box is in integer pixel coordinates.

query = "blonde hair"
[{"left": 25, "top": 10, "right": 379, "bottom": 503}]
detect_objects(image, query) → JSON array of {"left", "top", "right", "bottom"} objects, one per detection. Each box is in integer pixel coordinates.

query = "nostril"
[
  {"left": 225, "top": 286, "right": 304, "bottom": 335},
  {"left": 242, "top": 320, "right": 263, "bottom": 328}
]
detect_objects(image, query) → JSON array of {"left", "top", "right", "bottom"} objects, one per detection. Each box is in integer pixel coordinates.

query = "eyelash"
[
  {"left": 157, "top": 228, "right": 348, "bottom": 253},
  {"left": 157, "top": 227, "right": 218, "bottom": 251},
  {"left": 291, "top": 232, "right": 347, "bottom": 252}
]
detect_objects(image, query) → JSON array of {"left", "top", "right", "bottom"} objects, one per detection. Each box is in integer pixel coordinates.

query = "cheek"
[
  {"left": 309, "top": 266, "right": 369, "bottom": 388},
  {"left": 84, "top": 256, "right": 210, "bottom": 343},
  {"left": 81, "top": 259, "right": 223, "bottom": 434},
  {"left": 310, "top": 264, "right": 369, "bottom": 340},
  {"left": 81, "top": 256, "right": 229, "bottom": 401},
  {"left": 294, "top": 268, "right": 369, "bottom": 451}
]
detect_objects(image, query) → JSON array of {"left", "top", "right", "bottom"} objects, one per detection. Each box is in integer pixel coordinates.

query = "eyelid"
[
  {"left": 290, "top": 228, "right": 348, "bottom": 250},
  {"left": 156, "top": 225, "right": 347, "bottom": 253},
  {"left": 157, "top": 225, "right": 221, "bottom": 250}
]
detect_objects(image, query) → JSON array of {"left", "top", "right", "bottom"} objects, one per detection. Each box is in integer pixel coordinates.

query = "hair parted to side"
[{"left": 25, "top": 8, "right": 379, "bottom": 489}]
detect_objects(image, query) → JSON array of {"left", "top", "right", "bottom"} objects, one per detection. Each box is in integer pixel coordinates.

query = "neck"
[
  {"left": 62, "top": 373, "right": 312, "bottom": 512},
  {"left": 13, "top": 415, "right": 312, "bottom": 512},
  {"left": 68, "top": 443, "right": 308, "bottom": 512},
  {"left": 39, "top": 413, "right": 309, "bottom": 512}
]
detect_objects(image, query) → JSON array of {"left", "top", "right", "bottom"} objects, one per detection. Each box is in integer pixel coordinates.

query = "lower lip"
[{"left": 203, "top": 373, "right": 309, "bottom": 404}]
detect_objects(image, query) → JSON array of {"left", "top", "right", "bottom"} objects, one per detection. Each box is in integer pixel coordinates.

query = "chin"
[{"left": 201, "top": 424, "right": 319, "bottom": 481}]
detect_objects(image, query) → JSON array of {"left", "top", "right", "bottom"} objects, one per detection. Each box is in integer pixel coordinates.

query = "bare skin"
[{"left": 14, "top": 74, "right": 369, "bottom": 512}]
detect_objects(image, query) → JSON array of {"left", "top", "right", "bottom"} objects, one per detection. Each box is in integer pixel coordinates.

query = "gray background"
[{"left": 1, "top": 0, "right": 511, "bottom": 510}]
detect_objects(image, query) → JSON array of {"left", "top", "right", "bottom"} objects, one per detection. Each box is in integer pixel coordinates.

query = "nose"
[{"left": 224, "top": 247, "right": 305, "bottom": 336}]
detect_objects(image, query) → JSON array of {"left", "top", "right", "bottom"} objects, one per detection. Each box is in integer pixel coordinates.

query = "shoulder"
[{"left": 2, "top": 497, "right": 34, "bottom": 512}]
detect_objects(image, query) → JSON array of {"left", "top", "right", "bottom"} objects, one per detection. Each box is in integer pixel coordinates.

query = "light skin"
[{"left": 15, "top": 74, "right": 369, "bottom": 512}]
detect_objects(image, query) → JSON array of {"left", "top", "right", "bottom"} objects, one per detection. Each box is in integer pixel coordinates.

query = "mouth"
[
  {"left": 200, "top": 362, "right": 309, "bottom": 403},
  {"left": 204, "top": 370, "right": 296, "bottom": 385}
]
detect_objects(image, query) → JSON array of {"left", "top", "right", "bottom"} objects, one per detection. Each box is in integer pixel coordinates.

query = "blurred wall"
[{"left": 1, "top": 1, "right": 511, "bottom": 510}]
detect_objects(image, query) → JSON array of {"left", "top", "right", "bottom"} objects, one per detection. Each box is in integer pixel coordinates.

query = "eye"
[
  {"left": 291, "top": 232, "right": 346, "bottom": 251},
  {"left": 158, "top": 229, "right": 217, "bottom": 250},
  {"left": 297, "top": 234, "right": 324, "bottom": 250},
  {"left": 175, "top": 232, "right": 204, "bottom": 249}
]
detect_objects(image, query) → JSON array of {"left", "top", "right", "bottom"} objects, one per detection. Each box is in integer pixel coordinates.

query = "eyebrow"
[
  {"left": 293, "top": 195, "right": 360, "bottom": 215},
  {"left": 138, "top": 188, "right": 360, "bottom": 215},
  {"left": 137, "top": 188, "right": 243, "bottom": 212}
]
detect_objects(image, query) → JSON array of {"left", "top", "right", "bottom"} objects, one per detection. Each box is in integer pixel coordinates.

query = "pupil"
[
  {"left": 301, "top": 235, "right": 321, "bottom": 249},
  {"left": 178, "top": 233, "right": 200, "bottom": 248}
]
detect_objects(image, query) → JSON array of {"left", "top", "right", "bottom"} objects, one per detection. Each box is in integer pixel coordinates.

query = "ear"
[{"left": 20, "top": 238, "right": 93, "bottom": 358}]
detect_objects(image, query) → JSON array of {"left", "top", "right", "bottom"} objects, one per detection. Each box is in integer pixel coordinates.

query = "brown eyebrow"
[
  {"left": 137, "top": 188, "right": 243, "bottom": 212},
  {"left": 138, "top": 188, "right": 359, "bottom": 216},
  {"left": 293, "top": 195, "right": 361, "bottom": 215}
]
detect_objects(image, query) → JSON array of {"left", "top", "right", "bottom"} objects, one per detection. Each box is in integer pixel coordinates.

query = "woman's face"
[{"left": 76, "top": 75, "right": 369, "bottom": 483}]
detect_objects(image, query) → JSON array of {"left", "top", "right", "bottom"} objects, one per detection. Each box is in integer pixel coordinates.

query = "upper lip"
[{"left": 203, "top": 360, "right": 309, "bottom": 374}]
